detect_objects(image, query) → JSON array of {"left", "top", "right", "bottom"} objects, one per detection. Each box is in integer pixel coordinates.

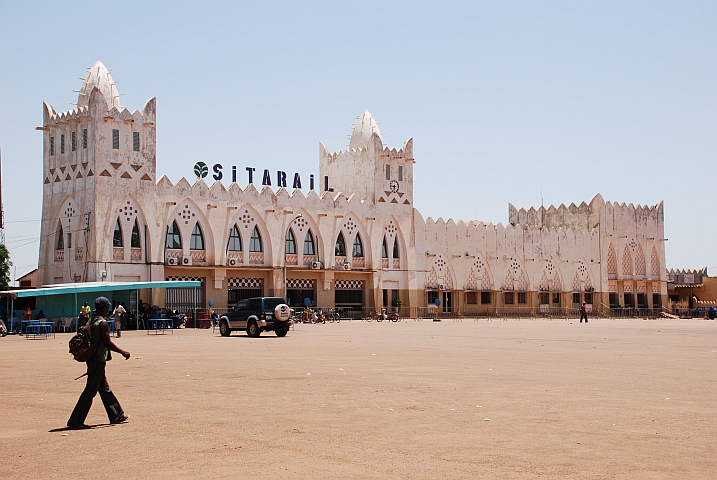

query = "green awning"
[{"left": 1, "top": 280, "right": 201, "bottom": 298}]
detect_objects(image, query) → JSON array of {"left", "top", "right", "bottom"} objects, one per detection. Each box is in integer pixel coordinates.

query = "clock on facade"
[{"left": 389, "top": 180, "right": 399, "bottom": 193}]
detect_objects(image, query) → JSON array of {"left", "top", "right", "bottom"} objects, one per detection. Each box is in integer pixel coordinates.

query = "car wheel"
[
  {"left": 275, "top": 325, "right": 288, "bottom": 337},
  {"left": 247, "top": 321, "right": 261, "bottom": 337},
  {"left": 219, "top": 320, "right": 231, "bottom": 337}
]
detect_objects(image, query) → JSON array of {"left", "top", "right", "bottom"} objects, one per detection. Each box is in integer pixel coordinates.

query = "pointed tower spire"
[
  {"left": 77, "top": 60, "right": 121, "bottom": 110},
  {"left": 349, "top": 109, "right": 382, "bottom": 149}
]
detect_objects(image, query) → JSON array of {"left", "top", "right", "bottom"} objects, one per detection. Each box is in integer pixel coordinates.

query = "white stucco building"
[{"left": 36, "top": 62, "right": 667, "bottom": 317}]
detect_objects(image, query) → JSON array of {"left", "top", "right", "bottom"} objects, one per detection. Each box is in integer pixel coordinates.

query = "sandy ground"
[{"left": 0, "top": 318, "right": 715, "bottom": 479}]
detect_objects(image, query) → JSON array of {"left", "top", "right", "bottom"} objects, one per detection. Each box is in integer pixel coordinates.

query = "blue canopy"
[{"left": 2, "top": 280, "right": 201, "bottom": 298}]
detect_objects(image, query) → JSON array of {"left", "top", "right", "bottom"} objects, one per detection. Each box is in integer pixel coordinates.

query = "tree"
[{"left": 0, "top": 244, "right": 12, "bottom": 290}]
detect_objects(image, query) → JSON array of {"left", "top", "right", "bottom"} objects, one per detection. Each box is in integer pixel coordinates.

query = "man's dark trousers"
[
  {"left": 580, "top": 312, "right": 588, "bottom": 323},
  {"left": 68, "top": 358, "right": 124, "bottom": 426}
]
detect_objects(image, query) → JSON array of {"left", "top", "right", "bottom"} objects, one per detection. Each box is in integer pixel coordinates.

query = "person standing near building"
[
  {"left": 111, "top": 301, "right": 126, "bottom": 337},
  {"left": 79, "top": 301, "right": 91, "bottom": 326},
  {"left": 67, "top": 296, "right": 130, "bottom": 430},
  {"left": 580, "top": 302, "right": 588, "bottom": 323}
]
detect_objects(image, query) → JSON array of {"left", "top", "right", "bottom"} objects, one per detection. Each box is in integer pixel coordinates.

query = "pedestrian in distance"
[
  {"left": 67, "top": 296, "right": 130, "bottom": 430},
  {"left": 580, "top": 302, "right": 588, "bottom": 323},
  {"left": 111, "top": 301, "right": 126, "bottom": 337},
  {"left": 79, "top": 301, "right": 91, "bottom": 326}
]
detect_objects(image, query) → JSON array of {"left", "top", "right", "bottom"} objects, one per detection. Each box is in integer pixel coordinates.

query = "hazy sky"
[{"left": 1, "top": 1, "right": 715, "bottom": 282}]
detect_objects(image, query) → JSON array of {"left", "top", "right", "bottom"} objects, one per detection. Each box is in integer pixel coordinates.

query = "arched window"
[
  {"left": 392, "top": 238, "right": 399, "bottom": 259},
  {"left": 352, "top": 233, "right": 364, "bottom": 258},
  {"left": 227, "top": 225, "right": 242, "bottom": 251},
  {"left": 249, "top": 226, "right": 262, "bottom": 252},
  {"left": 381, "top": 237, "right": 388, "bottom": 258},
  {"left": 335, "top": 232, "right": 346, "bottom": 257},
  {"left": 113, "top": 219, "right": 123, "bottom": 247},
  {"left": 285, "top": 228, "right": 296, "bottom": 254},
  {"left": 166, "top": 221, "right": 182, "bottom": 249},
  {"left": 56, "top": 223, "right": 64, "bottom": 250},
  {"left": 303, "top": 230, "right": 315, "bottom": 255},
  {"left": 190, "top": 223, "right": 204, "bottom": 250},
  {"left": 131, "top": 219, "right": 141, "bottom": 248}
]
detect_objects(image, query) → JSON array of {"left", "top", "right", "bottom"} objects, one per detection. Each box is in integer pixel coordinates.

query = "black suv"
[{"left": 218, "top": 297, "right": 291, "bottom": 337}]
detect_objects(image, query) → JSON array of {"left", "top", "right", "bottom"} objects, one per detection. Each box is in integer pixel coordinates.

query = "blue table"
[
  {"left": 25, "top": 321, "right": 55, "bottom": 339},
  {"left": 147, "top": 318, "right": 174, "bottom": 335}
]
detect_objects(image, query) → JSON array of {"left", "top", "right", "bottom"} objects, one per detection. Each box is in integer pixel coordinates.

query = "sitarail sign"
[{"left": 193, "top": 162, "right": 333, "bottom": 192}]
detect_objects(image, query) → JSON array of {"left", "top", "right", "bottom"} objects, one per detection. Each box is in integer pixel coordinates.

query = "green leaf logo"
[{"left": 193, "top": 162, "right": 208, "bottom": 179}]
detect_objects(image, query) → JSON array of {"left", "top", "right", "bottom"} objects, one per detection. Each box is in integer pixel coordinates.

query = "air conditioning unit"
[
  {"left": 311, "top": 261, "right": 322, "bottom": 270},
  {"left": 343, "top": 262, "right": 351, "bottom": 271},
  {"left": 182, "top": 256, "right": 192, "bottom": 266},
  {"left": 167, "top": 257, "right": 178, "bottom": 266},
  {"left": 228, "top": 258, "right": 237, "bottom": 266},
  {"left": 438, "top": 284, "right": 445, "bottom": 290}
]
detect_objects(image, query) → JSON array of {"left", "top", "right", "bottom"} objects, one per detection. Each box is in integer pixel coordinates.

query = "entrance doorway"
[{"left": 442, "top": 291, "right": 452, "bottom": 313}]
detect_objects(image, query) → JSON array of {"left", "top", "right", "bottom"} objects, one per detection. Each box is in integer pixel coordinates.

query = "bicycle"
[{"left": 327, "top": 309, "right": 340, "bottom": 323}]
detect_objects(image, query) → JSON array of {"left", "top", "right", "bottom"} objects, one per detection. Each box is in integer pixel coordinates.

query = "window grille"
[
  {"left": 71, "top": 131, "right": 76, "bottom": 151},
  {"left": 83, "top": 129, "right": 88, "bottom": 148},
  {"left": 398, "top": 165, "right": 403, "bottom": 181},
  {"left": 133, "top": 132, "right": 140, "bottom": 151},
  {"left": 385, "top": 164, "right": 390, "bottom": 180},
  {"left": 50, "top": 137, "right": 55, "bottom": 156},
  {"left": 60, "top": 134, "right": 65, "bottom": 154},
  {"left": 112, "top": 129, "right": 119, "bottom": 149}
]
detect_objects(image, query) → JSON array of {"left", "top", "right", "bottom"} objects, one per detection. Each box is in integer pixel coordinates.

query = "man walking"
[
  {"left": 580, "top": 302, "right": 588, "bottom": 323},
  {"left": 67, "top": 296, "right": 130, "bottom": 429}
]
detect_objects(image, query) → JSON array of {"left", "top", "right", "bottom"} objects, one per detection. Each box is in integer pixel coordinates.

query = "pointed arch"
[
  {"left": 381, "top": 237, "right": 388, "bottom": 258},
  {"left": 303, "top": 229, "right": 315, "bottom": 255},
  {"left": 130, "top": 218, "right": 141, "bottom": 248},
  {"left": 285, "top": 228, "right": 296, "bottom": 255},
  {"left": 190, "top": 223, "right": 205, "bottom": 250},
  {"left": 113, "top": 219, "right": 123, "bottom": 247},
  {"left": 635, "top": 243, "right": 646, "bottom": 276},
  {"left": 335, "top": 232, "right": 346, "bottom": 257},
  {"left": 352, "top": 233, "right": 364, "bottom": 258},
  {"left": 56, "top": 221, "right": 64, "bottom": 250},
  {"left": 425, "top": 252, "right": 456, "bottom": 291},
  {"left": 383, "top": 216, "right": 405, "bottom": 270},
  {"left": 288, "top": 211, "right": 322, "bottom": 267},
  {"left": 166, "top": 220, "right": 182, "bottom": 249},
  {"left": 166, "top": 198, "right": 216, "bottom": 263},
  {"left": 650, "top": 246, "right": 660, "bottom": 279},
  {"left": 622, "top": 244, "right": 633, "bottom": 276},
  {"left": 607, "top": 243, "right": 617, "bottom": 278},
  {"left": 250, "top": 226, "right": 262, "bottom": 252},
  {"left": 502, "top": 256, "right": 529, "bottom": 291},
  {"left": 539, "top": 258, "right": 563, "bottom": 291},
  {"left": 227, "top": 224, "right": 242, "bottom": 252},
  {"left": 115, "top": 195, "right": 148, "bottom": 262},
  {"left": 229, "top": 204, "right": 271, "bottom": 266}
]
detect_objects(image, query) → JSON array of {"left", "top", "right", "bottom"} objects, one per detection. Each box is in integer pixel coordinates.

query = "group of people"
[{"left": 79, "top": 300, "right": 126, "bottom": 335}]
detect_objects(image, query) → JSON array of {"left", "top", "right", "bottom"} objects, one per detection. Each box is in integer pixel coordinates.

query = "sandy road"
[{"left": 0, "top": 318, "right": 715, "bottom": 479}]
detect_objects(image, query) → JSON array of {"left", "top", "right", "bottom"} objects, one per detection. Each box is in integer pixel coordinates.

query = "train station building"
[{"left": 35, "top": 61, "right": 668, "bottom": 317}]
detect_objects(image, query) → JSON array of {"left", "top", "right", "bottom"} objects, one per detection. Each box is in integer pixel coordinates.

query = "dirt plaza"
[{"left": 0, "top": 318, "right": 715, "bottom": 479}]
